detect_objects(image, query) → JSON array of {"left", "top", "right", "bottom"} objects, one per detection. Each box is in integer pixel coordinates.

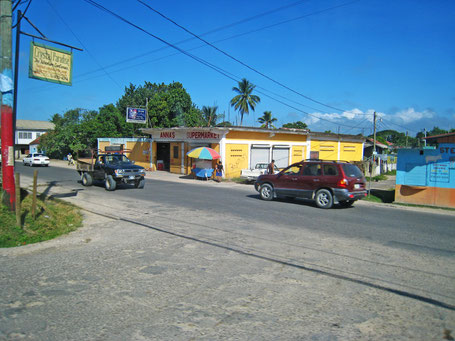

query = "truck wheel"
[
  {"left": 259, "top": 183, "right": 274, "bottom": 201},
  {"left": 105, "top": 175, "right": 117, "bottom": 191},
  {"left": 81, "top": 173, "right": 93, "bottom": 186},
  {"left": 134, "top": 179, "right": 145, "bottom": 189},
  {"left": 315, "top": 189, "right": 333, "bottom": 209}
]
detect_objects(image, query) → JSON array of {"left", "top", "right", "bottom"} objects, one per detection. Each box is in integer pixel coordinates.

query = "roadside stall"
[{"left": 186, "top": 146, "right": 220, "bottom": 180}]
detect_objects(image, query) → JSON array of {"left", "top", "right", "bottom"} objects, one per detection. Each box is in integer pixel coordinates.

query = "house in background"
[
  {"left": 363, "top": 137, "right": 397, "bottom": 175},
  {"left": 28, "top": 134, "right": 47, "bottom": 154},
  {"left": 363, "top": 137, "right": 389, "bottom": 159},
  {"left": 0, "top": 120, "right": 54, "bottom": 158}
]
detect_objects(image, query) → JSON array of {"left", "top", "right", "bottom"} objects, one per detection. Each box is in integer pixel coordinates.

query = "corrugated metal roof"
[{"left": 0, "top": 119, "right": 55, "bottom": 130}]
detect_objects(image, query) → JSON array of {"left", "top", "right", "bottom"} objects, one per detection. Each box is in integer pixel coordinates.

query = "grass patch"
[
  {"left": 384, "top": 170, "right": 396, "bottom": 176},
  {"left": 366, "top": 174, "right": 388, "bottom": 182},
  {"left": 0, "top": 190, "right": 82, "bottom": 248},
  {"left": 363, "top": 194, "right": 384, "bottom": 203}
]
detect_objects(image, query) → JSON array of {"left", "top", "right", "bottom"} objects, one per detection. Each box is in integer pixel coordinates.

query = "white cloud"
[
  {"left": 288, "top": 107, "right": 443, "bottom": 134},
  {"left": 392, "top": 108, "right": 434, "bottom": 124}
]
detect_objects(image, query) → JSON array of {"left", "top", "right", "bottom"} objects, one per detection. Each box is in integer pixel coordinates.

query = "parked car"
[
  {"left": 240, "top": 162, "right": 279, "bottom": 181},
  {"left": 254, "top": 160, "right": 367, "bottom": 208},
  {"left": 23, "top": 153, "right": 50, "bottom": 167}
]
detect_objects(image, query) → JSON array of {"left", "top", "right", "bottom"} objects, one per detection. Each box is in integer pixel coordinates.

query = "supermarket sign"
[{"left": 29, "top": 42, "right": 73, "bottom": 86}]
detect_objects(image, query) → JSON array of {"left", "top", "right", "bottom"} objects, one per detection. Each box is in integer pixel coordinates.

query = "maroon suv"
[{"left": 254, "top": 160, "right": 367, "bottom": 208}]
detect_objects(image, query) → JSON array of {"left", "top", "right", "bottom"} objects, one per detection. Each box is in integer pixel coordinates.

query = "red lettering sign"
[
  {"left": 160, "top": 132, "right": 175, "bottom": 138},
  {"left": 440, "top": 147, "right": 455, "bottom": 154},
  {"left": 186, "top": 131, "right": 219, "bottom": 139}
]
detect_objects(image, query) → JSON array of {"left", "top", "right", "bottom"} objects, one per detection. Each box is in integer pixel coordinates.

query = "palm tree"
[
  {"left": 202, "top": 105, "right": 218, "bottom": 127},
  {"left": 230, "top": 78, "right": 261, "bottom": 126},
  {"left": 258, "top": 111, "right": 277, "bottom": 129}
]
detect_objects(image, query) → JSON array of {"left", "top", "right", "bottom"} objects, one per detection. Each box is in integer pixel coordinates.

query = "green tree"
[
  {"left": 117, "top": 81, "right": 203, "bottom": 129},
  {"left": 258, "top": 111, "right": 277, "bottom": 129},
  {"left": 202, "top": 105, "right": 218, "bottom": 127},
  {"left": 282, "top": 121, "right": 308, "bottom": 129},
  {"left": 230, "top": 78, "right": 260, "bottom": 126},
  {"left": 428, "top": 126, "right": 448, "bottom": 136},
  {"left": 39, "top": 108, "right": 88, "bottom": 158},
  {"left": 216, "top": 121, "right": 232, "bottom": 127}
]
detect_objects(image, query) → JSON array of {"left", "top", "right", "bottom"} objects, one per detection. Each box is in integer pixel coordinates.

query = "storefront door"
[{"left": 156, "top": 143, "right": 170, "bottom": 171}]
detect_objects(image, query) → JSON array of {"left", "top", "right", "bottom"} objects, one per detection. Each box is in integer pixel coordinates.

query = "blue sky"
[{"left": 13, "top": 0, "right": 455, "bottom": 136}]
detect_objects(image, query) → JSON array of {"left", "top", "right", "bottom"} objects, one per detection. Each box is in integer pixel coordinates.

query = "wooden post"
[
  {"left": 15, "top": 172, "right": 21, "bottom": 227},
  {"left": 32, "top": 170, "right": 38, "bottom": 219}
]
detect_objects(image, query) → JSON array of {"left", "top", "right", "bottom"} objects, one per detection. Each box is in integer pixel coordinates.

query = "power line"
[
  {"left": 137, "top": 0, "right": 356, "bottom": 113},
  {"left": 46, "top": 0, "right": 123, "bottom": 90},
  {"left": 24, "top": 0, "right": 368, "bottom": 131},
  {"left": 26, "top": 0, "right": 362, "bottom": 98}
]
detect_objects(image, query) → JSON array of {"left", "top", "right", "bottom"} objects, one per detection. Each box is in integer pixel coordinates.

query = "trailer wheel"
[
  {"left": 105, "top": 175, "right": 116, "bottom": 191},
  {"left": 81, "top": 173, "right": 93, "bottom": 186}
]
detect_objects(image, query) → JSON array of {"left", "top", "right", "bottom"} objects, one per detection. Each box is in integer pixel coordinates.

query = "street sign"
[
  {"left": 29, "top": 42, "right": 73, "bottom": 86},
  {"left": 126, "top": 107, "right": 147, "bottom": 124}
]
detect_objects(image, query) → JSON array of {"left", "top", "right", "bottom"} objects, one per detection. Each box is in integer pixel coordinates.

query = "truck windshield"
[{"left": 105, "top": 155, "right": 130, "bottom": 164}]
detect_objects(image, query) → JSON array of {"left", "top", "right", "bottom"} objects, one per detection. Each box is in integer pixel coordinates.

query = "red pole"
[
  {"left": 1, "top": 0, "right": 16, "bottom": 210},
  {"left": 1, "top": 105, "right": 15, "bottom": 210}
]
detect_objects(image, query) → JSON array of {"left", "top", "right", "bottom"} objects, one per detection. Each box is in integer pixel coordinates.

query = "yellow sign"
[{"left": 29, "top": 42, "right": 73, "bottom": 85}]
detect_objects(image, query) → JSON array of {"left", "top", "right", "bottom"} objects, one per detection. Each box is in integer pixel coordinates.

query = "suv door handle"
[
  {"left": 292, "top": 177, "right": 298, "bottom": 181},
  {"left": 313, "top": 179, "right": 320, "bottom": 182}
]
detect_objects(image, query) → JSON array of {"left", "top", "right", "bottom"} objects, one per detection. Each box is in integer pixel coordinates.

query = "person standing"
[
  {"left": 215, "top": 160, "right": 224, "bottom": 182},
  {"left": 67, "top": 152, "right": 73, "bottom": 165},
  {"left": 267, "top": 159, "right": 275, "bottom": 174}
]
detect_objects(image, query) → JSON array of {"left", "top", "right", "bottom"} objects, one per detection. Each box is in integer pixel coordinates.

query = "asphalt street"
[{"left": 0, "top": 161, "right": 454, "bottom": 340}]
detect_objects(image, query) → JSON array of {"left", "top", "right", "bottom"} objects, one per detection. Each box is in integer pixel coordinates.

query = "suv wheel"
[
  {"left": 259, "top": 184, "right": 274, "bottom": 201},
  {"left": 105, "top": 175, "right": 117, "bottom": 191},
  {"left": 315, "top": 189, "right": 333, "bottom": 209}
]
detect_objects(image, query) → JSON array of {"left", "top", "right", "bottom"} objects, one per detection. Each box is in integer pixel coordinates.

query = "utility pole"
[
  {"left": 368, "top": 111, "right": 377, "bottom": 196},
  {"left": 405, "top": 131, "right": 408, "bottom": 148},
  {"left": 1, "top": 0, "right": 16, "bottom": 210},
  {"left": 423, "top": 128, "right": 427, "bottom": 147}
]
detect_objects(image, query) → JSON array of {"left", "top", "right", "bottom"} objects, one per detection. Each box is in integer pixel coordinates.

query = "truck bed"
[{"left": 76, "top": 158, "right": 94, "bottom": 172}]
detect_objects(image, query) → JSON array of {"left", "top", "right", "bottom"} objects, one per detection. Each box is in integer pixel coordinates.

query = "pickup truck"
[
  {"left": 77, "top": 152, "right": 146, "bottom": 191},
  {"left": 240, "top": 162, "right": 279, "bottom": 182}
]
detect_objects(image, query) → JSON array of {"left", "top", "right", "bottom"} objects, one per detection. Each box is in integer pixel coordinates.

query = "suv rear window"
[
  {"left": 342, "top": 164, "right": 363, "bottom": 178},
  {"left": 323, "top": 164, "right": 338, "bottom": 176}
]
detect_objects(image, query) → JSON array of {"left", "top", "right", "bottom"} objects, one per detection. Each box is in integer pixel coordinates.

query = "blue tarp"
[{"left": 193, "top": 168, "right": 214, "bottom": 179}]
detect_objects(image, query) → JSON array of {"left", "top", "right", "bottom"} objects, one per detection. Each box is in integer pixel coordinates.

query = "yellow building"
[{"left": 140, "top": 127, "right": 365, "bottom": 179}]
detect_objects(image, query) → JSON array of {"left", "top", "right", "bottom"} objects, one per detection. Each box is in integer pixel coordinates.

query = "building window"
[
  {"left": 173, "top": 146, "right": 179, "bottom": 159},
  {"left": 36, "top": 133, "right": 41, "bottom": 137},
  {"left": 19, "top": 132, "right": 32, "bottom": 139}
]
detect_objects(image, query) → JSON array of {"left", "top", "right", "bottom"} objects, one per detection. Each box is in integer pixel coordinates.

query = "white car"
[
  {"left": 23, "top": 153, "right": 50, "bottom": 167},
  {"left": 240, "top": 162, "right": 279, "bottom": 181}
]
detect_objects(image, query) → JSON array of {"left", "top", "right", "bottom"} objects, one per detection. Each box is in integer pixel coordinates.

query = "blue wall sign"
[
  {"left": 126, "top": 107, "right": 147, "bottom": 124},
  {"left": 397, "top": 143, "right": 455, "bottom": 189}
]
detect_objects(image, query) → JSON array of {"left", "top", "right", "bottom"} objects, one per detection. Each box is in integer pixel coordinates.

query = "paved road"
[{"left": 0, "top": 162, "right": 454, "bottom": 340}]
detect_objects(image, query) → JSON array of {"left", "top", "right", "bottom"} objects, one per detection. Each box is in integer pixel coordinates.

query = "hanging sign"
[
  {"left": 126, "top": 107, "right": 147, "bottom": 124},
  {"left": 29, "top": 42, "right": 73, "bottom": 85}
]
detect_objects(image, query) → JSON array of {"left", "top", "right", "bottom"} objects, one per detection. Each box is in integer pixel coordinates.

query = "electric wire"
[
  {"left": 46, "top": 0, "right": 123, "bottom": 90},
  {"left": 12, "top": 0, "right": 32, "bottom": 28},
  {"left": 81, "top": 0, "right": 371, "bottom": 131},
  {"left": 137, "top": 0, "right": 356, "bottom": 113}
]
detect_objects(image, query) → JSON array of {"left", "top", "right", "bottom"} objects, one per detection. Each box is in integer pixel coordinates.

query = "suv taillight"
[{"left": 338, "top": 178, "right": 349, "bottom": 188}]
